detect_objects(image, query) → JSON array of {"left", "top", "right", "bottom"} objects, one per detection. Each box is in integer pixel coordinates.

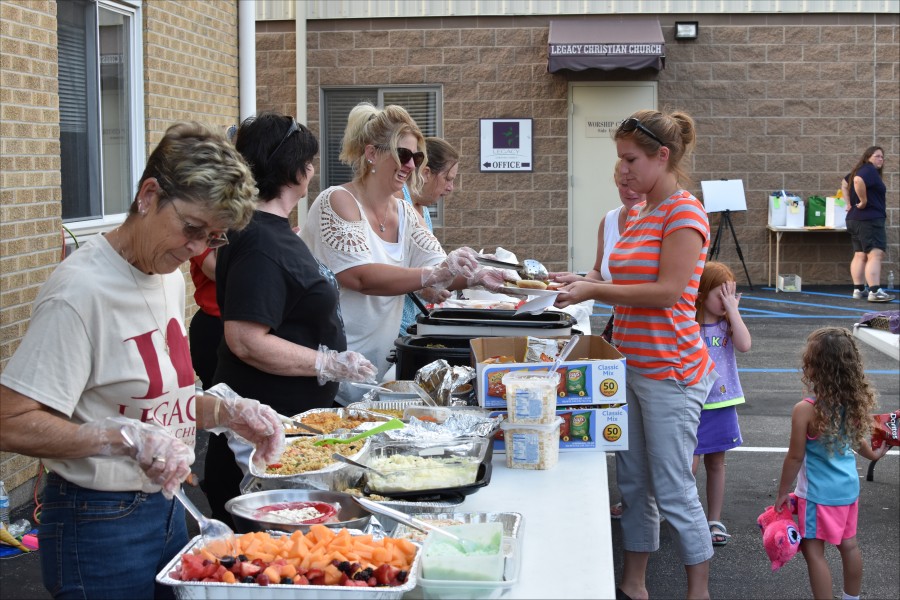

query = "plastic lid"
[{"left": 499, "top": 416, "right": 564, "bottom": 432}]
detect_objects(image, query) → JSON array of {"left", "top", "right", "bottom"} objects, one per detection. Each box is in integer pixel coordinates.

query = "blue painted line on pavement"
[{"left": 741, "top": 294, "right": 871, "bottom": 313}]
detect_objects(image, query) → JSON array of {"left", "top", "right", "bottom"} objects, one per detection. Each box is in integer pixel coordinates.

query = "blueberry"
[
  {"left": 237, "top": 554, "right": 248, "bottom": 562},
  {"left": 219, "top": 556, "right": 235, "bottom": 569},
  {"left": 280, "top": 577, "right": 293, "bottom": 584},
  {"left": 241, "top": 576, "right": 255, "bottom": 584}
]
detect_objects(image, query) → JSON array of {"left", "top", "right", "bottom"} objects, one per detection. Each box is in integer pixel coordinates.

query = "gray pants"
[{"left": 616, "top": 367, "right": 717, "bottom": 565}]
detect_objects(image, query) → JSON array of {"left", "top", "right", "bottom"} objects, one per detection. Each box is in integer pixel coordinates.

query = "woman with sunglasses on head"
[
  {"left": 301, "top": 103, "right": 503, "bottom": 405},
  {"left": 0, "top": 122, "right": 284, "bottom": 599},
  {"left": 554, "top": 110, "right": 716, "bottom": 600},
  {"left": 203, "top": 112, "right": 378, "bottom": 525},
  {"left": 398, "top": 136, "right": 461, "bottom": 336}
]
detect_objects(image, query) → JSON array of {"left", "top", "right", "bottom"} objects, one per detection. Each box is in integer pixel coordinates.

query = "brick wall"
[
  {"left": 0, "top": 0, "right": 62, "bottom": 506},
  {"left": 287, "top": 14, "right": 899, "bottom": 285},
  {"left": 0, "top": 0, "right": 241, "bottom": 508}
]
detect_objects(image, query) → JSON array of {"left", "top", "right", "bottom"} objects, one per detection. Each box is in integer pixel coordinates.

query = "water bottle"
[
  {"left": 0, "top": 480, "right": 9, "bottom": 530},
  {"left": 889, "top": 270, "right": 895, "bottom": 292}
]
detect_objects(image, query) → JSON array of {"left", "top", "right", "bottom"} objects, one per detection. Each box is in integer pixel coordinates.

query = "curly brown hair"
[{"left": 801, "top": 327, "right": 877, "bottom": 455}]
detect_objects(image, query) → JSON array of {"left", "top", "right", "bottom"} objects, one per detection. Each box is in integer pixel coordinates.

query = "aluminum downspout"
[
  {"left": 238, "top": 0, "right": 256, "bottom": 122},
  {"left": 295, "top": 1, "right": 309, "bottom": 227}
]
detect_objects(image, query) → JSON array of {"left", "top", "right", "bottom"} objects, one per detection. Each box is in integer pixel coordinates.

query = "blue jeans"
[{"left": 39, "top": 472, "right": 188, "bottom": 599}]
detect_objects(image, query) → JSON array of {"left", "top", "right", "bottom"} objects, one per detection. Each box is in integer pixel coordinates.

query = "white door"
[{"left": 569, "top": 82, "right": 657, "bottom": 272}]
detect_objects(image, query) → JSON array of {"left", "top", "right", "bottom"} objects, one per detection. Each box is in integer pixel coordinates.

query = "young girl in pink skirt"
[
  {"left": 775, "top": 327, "right": 888, "bottom": 600},
  {"left": 692, "top": 261, "right": 751, "bottom": 546}
]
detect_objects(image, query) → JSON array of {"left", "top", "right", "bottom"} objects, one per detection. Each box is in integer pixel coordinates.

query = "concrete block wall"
[
  {"left": 0, "top": 0, "right": 241, "bottom": 509},
  {"left": 267, "top": 14, "right": 898, "bottom": 285}
]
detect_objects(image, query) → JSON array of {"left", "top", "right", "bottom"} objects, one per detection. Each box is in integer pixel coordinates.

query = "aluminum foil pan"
[
  {"left": 285, "top": 407, "right": 389, "bottom": 435},
  {"left": 347, "top": 399, "right": 426, "bottom": 420},
  {"left": 248, "top": 433, "right": 370, "bottom": 485},
  {"left": 156, "top": 534, "right": 420, "bottom": 600},
  {"left": 389, "top": 511, "right": 524, "bottom": 543}
]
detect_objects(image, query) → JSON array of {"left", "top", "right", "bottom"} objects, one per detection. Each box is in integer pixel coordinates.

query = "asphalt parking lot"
[{"left": 1, "top": 284, "right": 897, "bottom": 599}]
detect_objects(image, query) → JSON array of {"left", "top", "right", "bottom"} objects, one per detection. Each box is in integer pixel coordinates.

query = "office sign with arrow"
[{"left": 479, "top": 118, "right": 533, "bottom": 172}]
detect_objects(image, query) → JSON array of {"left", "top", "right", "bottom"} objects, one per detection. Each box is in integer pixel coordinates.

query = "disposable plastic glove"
[
  {"left": 315, "top": 345, "right": 378, "bottom": 385},
  {"left": 421, "top": 247, "right": 479, "bottom": 290},
  {"left": 88, "top": 416, "right": 194, "bottom": 499},
  {"left": 215, "top": 396, "right": 284, "bottom": 467},
  {"left": 466, "top": 267, "right": 512, "bottom": 292}
]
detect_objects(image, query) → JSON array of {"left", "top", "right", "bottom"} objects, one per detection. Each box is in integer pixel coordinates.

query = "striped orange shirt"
[{"left": 609, "top": 190, "right": 714, "bottom": 385}]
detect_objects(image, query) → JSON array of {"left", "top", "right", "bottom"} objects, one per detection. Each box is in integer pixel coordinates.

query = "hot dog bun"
[{"left": 516, "top": 280, "right": 549, "bottom": 290}]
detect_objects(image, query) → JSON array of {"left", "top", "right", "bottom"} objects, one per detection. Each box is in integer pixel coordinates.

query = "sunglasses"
[
  {"left": 618, "top": 117, "right": 666, "bottom": 147},
  {"left": 170, "top": 200, "right": 229, "bottom": 249},
  {"left": 380, "top": 146, "right": 425, "bottom": 168},
  {"left": 267, "top": 118, "right": 300, "bottom": 161}
]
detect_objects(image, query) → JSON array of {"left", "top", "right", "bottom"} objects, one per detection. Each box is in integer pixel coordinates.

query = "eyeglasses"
[
  {"left": 170, "top": 201, "right": 229, "bottom": 249},
  {"left": 617, "top": 117, "right": 666, "bottom": 147},
  {"left": 267, "top": 118, "right": 300, "bottom": 161},
  {"left": 380, "top": 146, "right": 425, "bottom": 168}
]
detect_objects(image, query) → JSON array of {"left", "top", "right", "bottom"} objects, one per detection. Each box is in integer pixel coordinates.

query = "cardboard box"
[
  {"left": 470, "top": 335, "right": 627, "bottom": 409},
  {"left": 777, "top": 274, "right": 802, "bottom": 292},
  {"left": 490, "top": 405, "right": 629, "bottom": 452}
]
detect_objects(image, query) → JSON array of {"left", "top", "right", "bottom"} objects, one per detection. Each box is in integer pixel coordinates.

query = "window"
[
  {"left": 58, "top": 0, "right": 144, "bottom": 229},
  {"left": 320, "top": 87, "right": 444, "bottom": 226}
]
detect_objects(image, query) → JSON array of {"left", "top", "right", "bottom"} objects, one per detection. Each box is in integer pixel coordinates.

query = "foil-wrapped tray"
[
  {"left": 388, "top": 511, "right": 524, "bottom": 543},
  {"left": 156, "top": 534, "right": 420, "bottom": 600}
]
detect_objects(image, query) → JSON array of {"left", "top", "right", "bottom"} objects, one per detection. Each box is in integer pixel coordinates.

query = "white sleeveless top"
[
  {"left": 600, "top": 206, "right": 624, "bottom": 282},
  {"left": 300, "top": 185, "right": 447, "bottom": 404}
]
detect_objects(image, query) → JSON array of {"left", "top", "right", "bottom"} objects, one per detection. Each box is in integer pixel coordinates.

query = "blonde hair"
[
  {"left": 801, "top": 327, "right": 878, "bottom": 456},
  {"left": 339, "top": 102, "right": 426, "bottom": 195},
  {"left": 614, "top": 108, "right": 696, "bottom": 188},
  {"left": 140, "top": 122, "right": 257, "bottom": 231}
]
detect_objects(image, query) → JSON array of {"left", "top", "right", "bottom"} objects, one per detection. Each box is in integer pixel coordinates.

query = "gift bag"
[
  {"left": 785, "top": 198, "right": 805, "bottom": 228},
  {"left": 768, "top": 195, "right": 787, "bottom": 226},
  {"left": 825, "top": 196, "right": 847, "bottom": 228},
  {"left": 806, "top": 196, "right": 827, "bottom": 227}
]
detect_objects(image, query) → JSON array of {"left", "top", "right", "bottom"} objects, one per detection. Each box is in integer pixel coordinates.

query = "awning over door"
[{"left": 548, "top": 19, "right": 665, "bottom": 73}]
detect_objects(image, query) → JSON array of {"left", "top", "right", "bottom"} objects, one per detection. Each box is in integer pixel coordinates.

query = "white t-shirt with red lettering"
[{"left": 0, "top": 234, "right": 197, "bottom": 492}]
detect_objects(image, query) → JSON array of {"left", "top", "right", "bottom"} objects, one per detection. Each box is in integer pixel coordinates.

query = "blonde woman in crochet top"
[{"left": 301, "top": 103, "right": 504, "bottom": 404}]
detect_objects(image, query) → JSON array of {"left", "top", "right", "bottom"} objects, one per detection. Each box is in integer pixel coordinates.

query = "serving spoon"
[
  {"left": 313, "top": 418, "right": 405, "bottom": 446},
  {"left": 120, "top": 427, "right": 238, "bottom": 558},
  {"left": 475, "top": 255, "right": 549, "bottom": 282}
]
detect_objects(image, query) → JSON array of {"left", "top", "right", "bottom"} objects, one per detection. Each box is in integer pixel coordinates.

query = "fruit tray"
[{"left": 156, "top": 535, "right": 421, "bottom": 600}]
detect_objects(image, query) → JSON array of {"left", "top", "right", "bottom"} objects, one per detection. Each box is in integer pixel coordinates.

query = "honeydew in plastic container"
[
  {"left": 422, "top": 522, "right": 505, "bottom": 582},
  {"left": 500, "top": 417, "right": 563, "bottom": 470},
  {"left": 502, "top": 370, "right": 559, "bottom": 424}
]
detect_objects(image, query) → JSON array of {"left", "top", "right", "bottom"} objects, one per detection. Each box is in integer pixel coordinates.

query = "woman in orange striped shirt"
[{"left": 554, "top": 109, "right": 716, "bottom": 600}]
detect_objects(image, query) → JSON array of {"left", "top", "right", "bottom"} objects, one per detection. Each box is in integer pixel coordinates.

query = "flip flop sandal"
[
  {"left": 709, "top": 520, "right": 731, "bottom": 546},
  {"left": 610, "top": 502, "right": 624, "bottom": 519}
]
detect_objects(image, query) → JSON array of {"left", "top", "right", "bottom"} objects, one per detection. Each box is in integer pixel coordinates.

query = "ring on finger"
[{"left": 152, "top": 455, "right": 167, "bottom": 465}]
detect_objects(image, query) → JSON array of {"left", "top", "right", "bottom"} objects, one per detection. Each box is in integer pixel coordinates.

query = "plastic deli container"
[
  {"left": 421, "top": 522, "right": 505, "bottom": 582},
  {"left": 499, "top": 417, "right": 563, "bottom": 470},
  {"left": 502, "top": 371, "right": 559, "bottom": 424},
  {"left": 417, "top": 536, "right": 521, "bottom": 600}
]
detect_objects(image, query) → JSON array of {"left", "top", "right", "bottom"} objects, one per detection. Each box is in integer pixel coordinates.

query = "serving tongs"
[
  {"left": 277, "top": 414, "right": 324, "bottom": 435},
  {"left": 475, "top": 255, "right": 549, "bottom": 281},
  {"left": 353, "top": 497, "right": 479, "bottom": 552}
]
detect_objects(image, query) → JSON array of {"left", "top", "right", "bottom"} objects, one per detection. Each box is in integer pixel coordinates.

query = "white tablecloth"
[{"left": 459, "top": 451, "right": 615, "bottom": 599}]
